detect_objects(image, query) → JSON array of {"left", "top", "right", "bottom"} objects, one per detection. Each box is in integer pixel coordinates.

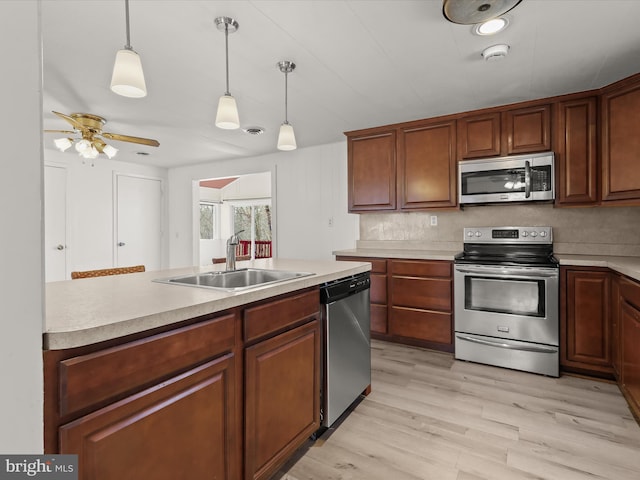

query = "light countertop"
[
  {"left": 334, "top": 248, "right": 640, "bottom": 281},
  {"left": 45, "top": 258, "right": 370, "bottom": 350}
]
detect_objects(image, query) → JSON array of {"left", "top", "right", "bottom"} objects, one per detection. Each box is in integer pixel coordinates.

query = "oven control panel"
[{"left": 463, "top": 226, "right": 552, "bottom": 244}]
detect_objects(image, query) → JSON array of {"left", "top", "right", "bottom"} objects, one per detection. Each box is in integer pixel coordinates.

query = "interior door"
[
  {"left": 44, "top": 165, "right": 68, "bottom": 281},
  {"left": 115, "top": 174, "right": 162, "bottom": 271}
]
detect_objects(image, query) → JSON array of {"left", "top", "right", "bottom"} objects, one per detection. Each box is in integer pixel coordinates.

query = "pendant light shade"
[
  {"left": 277, "top": 61, "right": 297, "bottom": 151},
  {"left": 110, "top": 0, "right": 147, "bottom": 98},
  {"left": 111, "top": 48, "right": 147, "bottom": 98},
  {"left": 214, "top": 17, "right": 240, "bottom": 130},
  {"left": 277, "top": 123, "right": 297, "bottom": 151},
  {"left": 215, "top": 94, "right": 240, "bottom": 129}
]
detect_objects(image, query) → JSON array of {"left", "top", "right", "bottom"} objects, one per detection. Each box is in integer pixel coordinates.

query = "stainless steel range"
[{"left": 454, "top": 226, "right": 559, "bottom": 377}]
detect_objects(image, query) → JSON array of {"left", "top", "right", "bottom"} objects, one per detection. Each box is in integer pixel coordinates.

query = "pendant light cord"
[
  {"left": 224, "top": 23, "right": 230, "bottom": 95},
  {"left": 124, "top": 0, "right": 132, "bottom": 50}
]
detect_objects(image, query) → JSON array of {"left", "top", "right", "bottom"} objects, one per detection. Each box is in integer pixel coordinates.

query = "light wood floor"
[{"left": 274, "top": 339, "right": 640, "bottom": 480}]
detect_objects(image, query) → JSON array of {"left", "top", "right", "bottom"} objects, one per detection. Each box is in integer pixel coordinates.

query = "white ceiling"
[{"left": 41, "top": 0, "right": 640, "bottom": 169}]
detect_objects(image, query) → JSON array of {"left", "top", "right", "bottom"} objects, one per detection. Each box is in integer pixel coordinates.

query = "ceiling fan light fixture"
[
  {"left": 214, "top": 17, "right": 240, "bottom": 130},
  {"left": 215, "top": 94, "right": 240, "bottom": 130},
  {"left": 75, "top": 139, "right": 91, "bottom": 153},
  {"left": 277, "top": 60, "right": 297, "bottom": 151},
  {"left": 54, "top": 137, "right": 73, "bottom": 152},
  {"left": 110, "top": 0, "right": 147, "bottom": 98},
  {"left": 111, "top": 48, "right": 147, "bottom": 98},
  {"left": 103, "top": 144, "right": 119, "bottom": 159}
]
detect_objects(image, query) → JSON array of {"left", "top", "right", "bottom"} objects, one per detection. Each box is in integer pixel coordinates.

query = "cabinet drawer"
[
  {"left": 336, "top": 256, "right": 386, "bottom": 274},
  {"left": 391, "top": 260, "right": 451, "bottom": 278},
  {"left": 389, "top": 307, "right": 452, "bottom": 344},
  {"left": 391, "top": 276, "right": 452, "bottom": 312},
  {"left": 244, "top": 289, "right": 319, "bottom": 343},
  {"left": 59, "top": 313, "right": 236, "bottom": 417}
]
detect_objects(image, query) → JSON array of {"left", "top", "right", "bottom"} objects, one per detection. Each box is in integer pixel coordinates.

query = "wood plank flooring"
[{"left": 273, "top": 340, "right": 640, "bottom": 480}]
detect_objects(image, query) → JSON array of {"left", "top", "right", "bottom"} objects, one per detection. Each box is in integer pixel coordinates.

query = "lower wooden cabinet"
[
  {"left": 560, "top": 267, "right": 613, "bottom": 376},
  {"left": 388, "top": 259, "right": 453, "bottom": 351},
  {"left": 336, "top": 256, "right": 388, "bottom": 334},
  {"left": 60, "top": 355, "right": 237, "bottom": 480},
  {"left": 618, "top": 277, "right": 640, "bottom": 420},
  {"left": 244, "top": 320, "right": 320, "bottom": 480}
]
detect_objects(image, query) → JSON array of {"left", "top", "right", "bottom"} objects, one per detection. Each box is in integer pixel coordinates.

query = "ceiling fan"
[{"left": 45, "top": 111, "right": 160, "bottom": 161}]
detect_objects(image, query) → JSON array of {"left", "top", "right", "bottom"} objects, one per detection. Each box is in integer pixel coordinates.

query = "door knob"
[
  {"left": 118, "top": 242, "right": 126, "bottom": 247},
  {"left": 56, "top": 244, "right": 65, "bottom": 251}
]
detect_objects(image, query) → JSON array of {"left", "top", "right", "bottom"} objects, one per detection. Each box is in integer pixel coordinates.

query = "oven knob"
[
  {"left": 522, "top": 231, "right": 528, "bottom": 237},
  {"left": 540, "top": 231, "right": 547, "bottom": 237},
  {"left": 467, "top": 231, "right": 474, "bottom": 237},
  {"left": 530, "top": 231, "right": 538, "bottom": 237},
  {"left": 475, "top": 231, "right": 482, "bottom": 237}
]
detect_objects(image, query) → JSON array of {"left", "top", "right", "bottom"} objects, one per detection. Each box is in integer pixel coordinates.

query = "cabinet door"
[
  {"left": 398, "top": 120, "right": 457, "bottom": 209},
  {"left": 347, "top": 131, "right": 397, "bottom": 212},
  {"left": 502, "top": 104, "right": 551, "bottom": 155},
  {"left": 245, "top": 320, "right": 320, "bottom": 480},
  {"left": 457, "top": 112, "right": 501, "bottom": 159},
  {"left": 59, "top": 355, "right": 238, "bottom": 480},
  {"left": 601, "top": 78, "right": 640, "bottom": 204},
  {"left": 562, "top": 270, "right": 611, "bottom": 373},
  {"left": 621, "top": 299, "right": 640, "bottom": 414},
  {"left": 555, "top": 96, "right": 598, "bottom": 205}
]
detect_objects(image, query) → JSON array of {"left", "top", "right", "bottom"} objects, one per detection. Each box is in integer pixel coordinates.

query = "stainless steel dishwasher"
[{"left": 320, "top": 271, "right": 371, "bottom": 428}]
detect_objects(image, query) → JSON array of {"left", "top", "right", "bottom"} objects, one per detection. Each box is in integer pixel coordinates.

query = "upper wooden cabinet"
[
  {"left": 457, "top": 104, "right": 551, "bottom": 160},
  {"left": 457, "top": 112, "right": 501, "bottom": 159},
  {"left": 503, "top": 104, "right": 552, "bottom": 155},
  {"left": 347, "top": 130, "right": 397, "bottom": 212},
  {"left": 601, "top": 74, "right": 640, "bottom": 205},
  {"left": 398, "top": 120, "right": 457, "bottom": 209},
  {"left": 554, "top": 96, "right": 598, "bottom": 206}
]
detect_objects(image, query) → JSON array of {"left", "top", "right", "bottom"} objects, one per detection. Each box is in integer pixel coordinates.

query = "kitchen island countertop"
[{"left": 45, "top": 258, "right": 370, "bottom": 350}]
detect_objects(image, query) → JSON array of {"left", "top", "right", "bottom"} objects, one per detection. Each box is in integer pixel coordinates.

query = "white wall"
[
  {"left": 168, "top": 141, "right": 359, "bottom": 268},
  {"left": 45, "top": 150, "right": 169, "bottom": 275},
  {"left": 0, "top": 0, "right": 44, "bottom": 452}
]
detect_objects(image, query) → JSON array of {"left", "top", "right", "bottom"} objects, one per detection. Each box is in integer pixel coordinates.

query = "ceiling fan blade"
[
  {"left": 102, "top": 132, "right": 160, "bottom": 147},
  {"left": 52, "top": 111, "right": 84, "bottom": 130},
  {"left": 44, "top": 129, "right": 76, "bottom": 134}
]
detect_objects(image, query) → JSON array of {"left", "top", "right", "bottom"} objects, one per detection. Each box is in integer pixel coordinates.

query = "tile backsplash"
[{"left": 358, "top": 204, "right": 640, "bottom": 256}]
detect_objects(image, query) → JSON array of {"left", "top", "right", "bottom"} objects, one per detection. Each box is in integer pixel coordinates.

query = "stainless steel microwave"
[{"left": 458, "top": 152, "right": 554, "bottom": 205}]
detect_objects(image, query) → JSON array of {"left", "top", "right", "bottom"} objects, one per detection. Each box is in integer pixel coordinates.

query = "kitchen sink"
[{"left": 154, "top": 268, "right": 314, "bottom": 292}]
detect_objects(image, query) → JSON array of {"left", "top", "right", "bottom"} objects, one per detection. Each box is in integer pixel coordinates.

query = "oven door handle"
[
  {"left": 454, "top": 266, "right": 558, "bottom": 278},
  {"left": 456, "top": 334, "right": 557, "bottom": 354}
]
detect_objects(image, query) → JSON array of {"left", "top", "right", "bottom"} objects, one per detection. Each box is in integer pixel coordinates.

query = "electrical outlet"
[
  {"left": 430, "top": 215, "right": 438, "bottom": 226},
  {"left": 328, "top": 217, "right": 334, "bottom": 227}
]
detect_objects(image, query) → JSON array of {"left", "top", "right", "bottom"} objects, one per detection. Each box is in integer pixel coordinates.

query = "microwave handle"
[{"left": 524, "top": 160, "right": 531, "bottom": 198}]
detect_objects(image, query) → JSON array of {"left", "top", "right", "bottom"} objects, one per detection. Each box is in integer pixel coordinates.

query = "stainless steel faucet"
[{"left": 226, "top": 230, "right": 244, "bottom": 271}]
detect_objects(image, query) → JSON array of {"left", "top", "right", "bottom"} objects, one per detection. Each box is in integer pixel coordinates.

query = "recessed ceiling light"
[
  {"left": 474, "top": 17, "right": 509, "bottom": 35},
  {"left": 243, "top": 126, "right": 265, "bottom": 135}
]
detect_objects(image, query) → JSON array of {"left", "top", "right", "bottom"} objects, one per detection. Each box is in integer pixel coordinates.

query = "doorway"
[
  {"left": 44, "top": 164, "right": 68, "bottom": 281},
  {"left": 196, "top": 172, "right": 272, "bottom": 266},
  {"left": 115, "top": 174, "right": 163, "bottom": 271}
]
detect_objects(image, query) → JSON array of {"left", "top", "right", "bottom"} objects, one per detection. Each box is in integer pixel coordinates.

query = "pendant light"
[
  {"left": 110, "top": 0, "right": 147, "bottom": 98},
  {"left": 277, "top": 61, "right": 297, "bottom": 151},
  {"left": 214, "top": 17, "right": 240, "bottom": 129}
]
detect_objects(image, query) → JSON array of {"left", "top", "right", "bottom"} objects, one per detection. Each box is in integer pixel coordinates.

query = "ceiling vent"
[
  {"left": 481, "top": 44, "right": 510, "bottom": 61},
  {"left": 443, "top": 0, "right": 521, "bottom": 25},
  {"left": 243, "top": 126, "right": 265, "bottom": 135}
]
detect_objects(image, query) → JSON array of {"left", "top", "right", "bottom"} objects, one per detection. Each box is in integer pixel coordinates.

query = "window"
[
  {"left": 199, "top": 202, "right": 217, "bottom": 240},
  {"left": 232, "top": 203, "right": 272, "bottom": 258}
]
